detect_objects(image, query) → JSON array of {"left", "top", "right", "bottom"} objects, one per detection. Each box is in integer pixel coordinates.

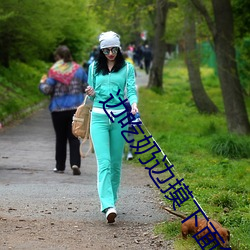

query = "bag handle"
[
  {"left": 79, "top": 95, "right": 93, "bottom": 158},
  {"left": 79, "top": 137, "right": 94, "bottom": 158},
  {"left": 83, "top": 94, "right": 88, "bottom": 105},
  {"left": 79, "top": 111, "right": 93, "bottom": 158}
]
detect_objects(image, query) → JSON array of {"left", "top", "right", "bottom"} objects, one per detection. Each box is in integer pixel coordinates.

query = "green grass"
[
  {"left": 210, "top": 134, "right": 250, "bottom": 159},
  {"left": 0, "top": 60, "right": 50, "bottom": 123},
  {"left": 128, "top": 58, "right": 250, "bottom": 249}
]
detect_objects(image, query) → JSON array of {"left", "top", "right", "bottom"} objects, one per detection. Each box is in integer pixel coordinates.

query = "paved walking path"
[
  {"left": 135, "top": 68, "right": 149, "bottom": 88},
  {"left": 0, "top": 70, "right": 173, "bottom": 249}
]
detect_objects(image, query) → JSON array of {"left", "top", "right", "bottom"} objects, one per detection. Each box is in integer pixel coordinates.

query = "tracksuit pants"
[{"left": 90, "top": 111, "right": 127, "bottom": 212}]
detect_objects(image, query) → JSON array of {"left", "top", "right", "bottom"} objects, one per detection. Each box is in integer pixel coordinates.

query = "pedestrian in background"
[
  {"left": 39, "top": 45, "right": 88, "bottom": 175},
  {"left": 134, "top": 44, "right": 144, "bottom": 69},
  {"left": 84, "top": 46, "right": 99, "bottom": 72},
  {"left": 143, "top": 44, "right": 153, "bottom": 74},
  {"left": 85, "top": 31, "right": 138, "bottom": 223}
]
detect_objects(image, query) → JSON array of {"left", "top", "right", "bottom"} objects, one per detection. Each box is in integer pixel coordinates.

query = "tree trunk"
[
  {"left": 212, "top": 0, "right": 250, "bottom": 134},
  {"left": 190, "top": 0, "right": 250, "bottom": 134},
  {"left": 184, "top": 4, "right": 218, "bottom": 114},
  {"left": 147, "top": 0, "right": 169, "bottom": 89}
]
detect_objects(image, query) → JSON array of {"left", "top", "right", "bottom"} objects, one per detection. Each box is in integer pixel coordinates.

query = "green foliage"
[
  {"left": 0, "top": 0, "right": 100, "bottom": 66},
  {"left": 92, "top": 0, "right": 155, "bottom": 45},
  {"left": 165, "top": 2, "right": 184, "bottom": 44},
  {"left": 130, "top": 58, "right": 250, "bottom": 249},
  {"left": 232, "top": 0, "right": 250, "bottom": 39},
  {"left": 236, "top": 37, "right": 250, "bottom": 95},
  {"left": 233, "top": 0, "right": 250, "bottom": 105}
]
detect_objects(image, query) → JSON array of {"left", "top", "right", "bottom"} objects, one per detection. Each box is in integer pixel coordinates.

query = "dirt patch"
[{"left": 0, "top": 215, "right": 174, "bottom": 250}]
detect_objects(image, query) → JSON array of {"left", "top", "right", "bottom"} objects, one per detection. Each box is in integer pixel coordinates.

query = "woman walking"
[
  {"left": 85, "top": 31, "right": 138, "bottom": 223},
  {"left": 39, "top": 45, "right": 88, "bottom": 175}
]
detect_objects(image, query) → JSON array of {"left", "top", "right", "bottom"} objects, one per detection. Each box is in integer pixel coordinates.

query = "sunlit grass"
[{"left": 132, "top": 58, "right": 250, "bottom": 249}]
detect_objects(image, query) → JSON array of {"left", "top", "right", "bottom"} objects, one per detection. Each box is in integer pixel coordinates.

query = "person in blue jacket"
[
  {"left": 39, "top": 45, "right": 88, "bottom": 175},
  {"left": 85, "top": 31, "right": 138, "bottom": 223}
]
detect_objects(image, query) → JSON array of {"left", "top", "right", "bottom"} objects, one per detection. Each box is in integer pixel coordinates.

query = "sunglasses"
[{"left": 102, "top": 47, "right": 119, "bottom": 55}]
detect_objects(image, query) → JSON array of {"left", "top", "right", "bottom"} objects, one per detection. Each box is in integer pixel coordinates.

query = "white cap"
[{"left": 99, "top": 31, "right": 121, "bottom": 49}]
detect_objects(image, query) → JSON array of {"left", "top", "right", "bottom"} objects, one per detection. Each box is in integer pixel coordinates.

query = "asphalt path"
[{"left": 0, "top": 69, "right": 173, "bottom": 249}]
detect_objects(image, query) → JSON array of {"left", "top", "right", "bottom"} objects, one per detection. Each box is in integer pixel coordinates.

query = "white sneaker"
[
  {"left": 105, "top": 207, "right": 117, "bottom": 223},
  {"left": 127, "top": 152, "right": 133, "bottom": 160},
  {"left": 53, "top": 168, "right": 64, "bottom": 173}
]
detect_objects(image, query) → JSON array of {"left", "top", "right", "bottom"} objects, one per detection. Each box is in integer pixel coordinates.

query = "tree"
[
  {"left": 148, "top": 0, "right": 177, "bottom": 89},
  {"left": 232, "top": 0, "right": 250, "bottom": 96},
  {"left": 91, "top": 0, "right": 155, "bottom": 47},
  {"left": 232, "top": 0, "right": 250, "bottom": 40},
  {"left": 184, "top": 1, "right": 218, "bottom": 114},
  {"left": 0, "top": 0, "right": 98, "bottom": 66},
  {"left": 190, "top": 0, "right": 250, "bottom": 134},
  {"left": 0, "top": 0, "right": 58, "bottom": 66}
]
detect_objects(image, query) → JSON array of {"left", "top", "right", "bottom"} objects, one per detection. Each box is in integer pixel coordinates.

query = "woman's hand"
[
  {"left": 131, "top": 103, "right": 138, "bottom": 115},
  {"left": 85, "top": 86, "right": 96, "bottom": 97}
]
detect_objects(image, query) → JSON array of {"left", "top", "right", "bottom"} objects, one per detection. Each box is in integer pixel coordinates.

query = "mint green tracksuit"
[{"left": 88, "top": 62, "right": 137, "bottom": 212}]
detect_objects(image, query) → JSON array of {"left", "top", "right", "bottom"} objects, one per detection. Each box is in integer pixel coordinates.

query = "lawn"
[{"left": 129, "top": 58, "right": 250, "bottom": 250}]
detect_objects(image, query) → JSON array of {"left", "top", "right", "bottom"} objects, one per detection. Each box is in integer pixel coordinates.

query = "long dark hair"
[{"left": 95, "top": 48, "right": 126, "bottom": 75}]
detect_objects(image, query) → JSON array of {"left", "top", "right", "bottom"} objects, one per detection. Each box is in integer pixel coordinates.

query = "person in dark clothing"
[
  {"left": 87, "top": 46, "right": 99, "bottom": 67},
  {"left": 143, "top": 44, "right": 152, "bottom": 74},
  {"left": 39, "top": 45, "right": 88, "bottom": 175},
  {"left": 134, "top": 45, "right": 144, "bottom": 69}
]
